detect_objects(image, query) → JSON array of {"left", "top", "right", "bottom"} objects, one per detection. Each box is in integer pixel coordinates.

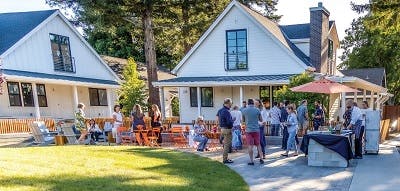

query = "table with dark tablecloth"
[{"left": 300, "top": 134, "right": 353, "bottom": 161}]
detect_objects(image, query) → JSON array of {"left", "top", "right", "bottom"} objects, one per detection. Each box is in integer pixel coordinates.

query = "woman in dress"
[
  {"left": 112, "top": 105, "right": 124, "bottom": 144},
  {"left": 281, "top": 105, "right": 299, "bottom": 157},
  {"left": 151, "top": 104, "right": 162, "bottom": 127},
  {"left": 193, "top": 116, "right": 209, "bottom": 152},
  {"left": 75, "top": 103, "right": 88, "bottom": 143},
  {"left": 131, "top": 104, "right": 145, "bottom": 130},
  {"left": 230, "top": 105, "right": 243, "bottom": 151}
]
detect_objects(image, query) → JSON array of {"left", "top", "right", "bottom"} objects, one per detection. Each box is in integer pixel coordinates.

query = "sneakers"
[
  {"left": 247, "top": 162, "right": 254, "bottom": 165},
  {"left": 260, "top": 159, "right": 264, "bottom": 164},
  {"left": 255, "top": 155, "right": 260, "bottom": 159},
  {"left": 197, "top": 149, "right": 204, "bottom": 152},
  {"left": 223, "top": 159, "right": 234, "bottom": 164}
]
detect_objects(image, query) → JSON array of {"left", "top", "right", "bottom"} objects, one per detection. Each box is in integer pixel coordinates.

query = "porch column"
[
  {"left": 72, "top": 85, "right": 78, "bottom": 111},
  {"left": 197, "top": 87, "right": 201, "bottom": 116},
  {"left": 106, "top": 88, "right": 113, "bottom": 116},
  {"left": 269, "top": 85, "right": 273, "bottom": 107},
  {"left": 341, "top": 92, "right": 346, "bottom": 120},
  {"left": 159, "top": 87, "right": 166, "bottom": 120},
  {"left": 239, "top": 86, "right": 243, "bottom": 107},
  {"left": 370, "top": 91, "right": 375, "bottom": 109},
  {"left": 363, "top": 89, "right": 367, "bottom": 101},
  {"left": 32, "top": 83, "right": 41, "bottom": 119}
]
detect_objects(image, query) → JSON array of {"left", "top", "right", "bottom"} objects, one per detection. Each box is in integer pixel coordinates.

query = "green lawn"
[{"left": 0, "top": 146, "right": 248, "bottom": 191}]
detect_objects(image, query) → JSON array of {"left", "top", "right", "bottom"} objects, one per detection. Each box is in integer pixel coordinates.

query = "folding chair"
[{"left": 62, "top": 124, "right": 79, "bottom": 144}]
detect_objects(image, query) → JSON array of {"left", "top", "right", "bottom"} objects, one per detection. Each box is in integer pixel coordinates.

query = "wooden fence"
[{"left": 0, "top": 118, "right": 55, "bottom": 134}]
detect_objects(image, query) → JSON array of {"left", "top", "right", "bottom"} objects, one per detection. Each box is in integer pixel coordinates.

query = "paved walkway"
[{"left": 189, "top": 134, "right": 400, "bottom": 191}]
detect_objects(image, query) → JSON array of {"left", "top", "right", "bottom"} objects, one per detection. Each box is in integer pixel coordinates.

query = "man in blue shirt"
[
  {"left": 217, "top": 98, "right": 234, "bottom": 164},
  {"left": 280, "top": 101, "right": 289, "bottom": 150},
  {"left": 242, "top": 99, "right": 264, "bottom": 165}
]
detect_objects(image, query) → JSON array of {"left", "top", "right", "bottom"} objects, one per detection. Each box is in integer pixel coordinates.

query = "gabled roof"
[
  {"left": 0, "top": 9, "right": 121, "bottom": 82},
  {"left": 280, "top": 21, "right": 335, "bottom": 39},
  {"left": 0, "top": 10, "right": 56, "bottom": 55},
  {"left": 339, "top": 68, "right": 386, "bottom": 87},
  {"left": 172, "top": 1, "right": 313, "bottom": 74}
]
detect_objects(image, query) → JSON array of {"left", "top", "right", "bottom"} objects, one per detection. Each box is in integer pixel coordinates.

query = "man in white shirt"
[{"left": 346, "top": 100, "right": 364, "bottom": 159}]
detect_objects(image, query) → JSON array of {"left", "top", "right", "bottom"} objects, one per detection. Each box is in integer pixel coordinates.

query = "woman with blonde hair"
[
  {"left": 75, "top": 103, "right": 88, "bottom": 144},
  {"left": 193, "top": 116, "right": 209, "bottom": 152},
  {"left": 151, "top": 104, "right": 162, "bottom": 127}
]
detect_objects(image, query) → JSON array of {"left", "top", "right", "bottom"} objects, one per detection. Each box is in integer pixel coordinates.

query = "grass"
[{"left": 0, "top": 146, "right": 248, "bottom": 191}]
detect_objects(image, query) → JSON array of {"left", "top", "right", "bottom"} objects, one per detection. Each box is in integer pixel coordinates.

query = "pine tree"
[{"left": 118, "top": 57, "right": 147, "bottom": 115}]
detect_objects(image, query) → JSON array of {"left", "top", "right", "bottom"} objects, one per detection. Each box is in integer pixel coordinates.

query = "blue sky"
[{"left": 0, "top": 0, "right": 369, "bottom": 40}]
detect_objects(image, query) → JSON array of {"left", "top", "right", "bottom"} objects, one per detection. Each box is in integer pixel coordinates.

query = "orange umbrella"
[{"left": 290, "top": 78, "right": 359, "bottom": 94}]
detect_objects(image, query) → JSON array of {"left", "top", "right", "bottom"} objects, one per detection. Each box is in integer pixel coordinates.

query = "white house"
[
  {"left": 154, "top": 1, "right": 389, "bottom": 123},
  {"left": 0, "top": 10, "right": 120, "bottom": 119}
]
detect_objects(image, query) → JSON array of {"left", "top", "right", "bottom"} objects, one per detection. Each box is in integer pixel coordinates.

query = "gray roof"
[
  {"left": 0, "top": 10, "right": 56, "bottom": 55},
  {"left": 280, "top": 21, "right": 335, "bottom": 39},
  {"left": 4, "top": 69, "right": 119, "bottom": 85},
  {"left": 157, "top": 74, "right": 296, "bottom": 83},
  {"left": 340, "top": 68, "right": 386, "bottom": 86},
  {"left": 239, "top": 4, "right": 312, "bottom": 67}
]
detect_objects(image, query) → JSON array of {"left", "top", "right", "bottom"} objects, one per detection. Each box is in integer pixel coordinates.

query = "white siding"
[
  {"left": 2, "top": 15, "right": 116, "bottom": 81},
  {"left": 178, "top": 86, "right": 259, "bottom": 123},
  {"left": 177, "top": 6, "right": 305, "bottom": 77},
  {"left": 0, "top": 82, "right": 118, "bottom": 119}
]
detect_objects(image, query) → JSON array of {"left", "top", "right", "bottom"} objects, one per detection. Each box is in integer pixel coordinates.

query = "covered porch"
[{"left": 0, "top": 69, "right": 119, "bottom": 119}]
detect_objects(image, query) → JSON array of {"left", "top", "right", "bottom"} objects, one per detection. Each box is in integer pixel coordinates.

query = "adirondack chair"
[
  {"left": 29, "top": 122, "right": 55, "bottom": 145},
  {"left": 62, "top": 124, "right": 79, "bottom": 144}
]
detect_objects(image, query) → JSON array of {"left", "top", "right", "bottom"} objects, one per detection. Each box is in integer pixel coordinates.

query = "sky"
[{"left": 0, "top": 0, "right": 369, "bottom": 55}]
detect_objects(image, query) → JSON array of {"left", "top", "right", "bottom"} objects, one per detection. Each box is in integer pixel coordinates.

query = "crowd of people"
[{"left": 73, "top": 103, "right": 162, "bottom": 145}]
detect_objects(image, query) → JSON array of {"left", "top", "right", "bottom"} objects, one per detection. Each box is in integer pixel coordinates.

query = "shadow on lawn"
[{"left": 0, "top": 175, "right": 189, "bottom": 191}]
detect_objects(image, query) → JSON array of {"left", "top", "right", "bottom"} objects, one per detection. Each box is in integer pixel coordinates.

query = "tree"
[
  {"left": 274, "top": 72, "right": 325, "bottom": 115},
  {"left": 339, "top": 0, "right": 400, "bottom": 104},
  {"left": 118, "top": 57, "right": 147, "bottom": 115}
]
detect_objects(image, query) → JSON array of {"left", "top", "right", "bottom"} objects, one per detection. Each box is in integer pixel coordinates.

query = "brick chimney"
[{"left": 310, "top": 2, "right": 330, "bottom": 73}]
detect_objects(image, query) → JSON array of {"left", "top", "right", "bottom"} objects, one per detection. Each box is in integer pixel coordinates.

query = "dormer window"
[
  {"left": 225, "top": 29, "right": 248, "bottom": 70},
  {"left": 50, "top": 33, "right": 75, "bottom": 73}
]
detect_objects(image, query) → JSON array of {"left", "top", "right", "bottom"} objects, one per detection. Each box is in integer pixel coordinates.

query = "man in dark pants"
[
  {"left": 280, "top": 101, "right": 289, "bottom": 150},
  {"left": 313, "top": 101, "right": 324, "bottom": 131},
  {"left": 347, "top": 100, "right": 364, "bottom": 159},
  {"left": 217, "top": 98, "right": 234, "bottom": 164}
]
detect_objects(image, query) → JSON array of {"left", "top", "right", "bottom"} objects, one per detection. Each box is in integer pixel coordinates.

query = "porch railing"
[{"left": 0, "top": 118, "right": 55, "bottom": 134}]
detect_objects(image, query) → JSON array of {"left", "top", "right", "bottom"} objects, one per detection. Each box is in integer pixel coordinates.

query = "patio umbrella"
[{"left": 290, "top": 78, "right": 359, "bottom": 94}]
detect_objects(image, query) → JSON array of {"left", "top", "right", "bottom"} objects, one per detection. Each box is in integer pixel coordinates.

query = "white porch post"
[
  {"left": 370, "top": 91, "right": 375, "bottom": 109},
  {"left": 363, "top": 89, "right": 367, "bottom": 101},
  {"left": 106, "top": 88, "right": 113, "bottom": 116},
  {"left": 32, "top": 83, "right": 41, "bottom": 119},
  {"left": 341, "top": 92, "right": 346, "bottom": 120},
  {"left": 159, "top": 87, "right": 166, "bottom": 120},
  {"left": 269, "top": 85, "right": 273, "bottom": 107},
  {"left": 197, "top": 87, "right": 201, "bottom": 117},
  {"left": 239, "top": 86, "right": 243, "bottom": 107},
  {"left": 72, "top": 85, "right": 78, "bottom": 111}
]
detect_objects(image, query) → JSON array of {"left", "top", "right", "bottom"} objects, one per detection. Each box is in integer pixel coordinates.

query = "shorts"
[{"left": 245, "top": 132, "right": 260, "bottom": 146}]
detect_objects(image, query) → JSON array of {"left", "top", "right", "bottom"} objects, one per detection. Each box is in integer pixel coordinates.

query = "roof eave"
[{"left": 153, "top": 80, "right": 289, "bottom": 87}]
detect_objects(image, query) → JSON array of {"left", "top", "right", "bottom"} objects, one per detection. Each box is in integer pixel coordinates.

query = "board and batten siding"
[
  {"left": 177, "top": 6, "right": 305, "bottom": 77},
  {"left": 178, "top": 86, "right": 259, "bottom": 123},
  {"left": 0, "top": 83, "right": 118, "bottom": 119},
  {"left": 1, "top": 15, "right": 116, "bottom": 81}
]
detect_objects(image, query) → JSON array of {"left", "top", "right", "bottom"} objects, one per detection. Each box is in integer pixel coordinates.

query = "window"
[
  {"left": 7, "top": 82, "right": 21, "bottom": 106},
  {"left": 50, "top": 33, "right": 74, "bottom": 72},
  {"left": 272, "top": 86, "right": 283, "bottom": 103},
  {"left": 328, "top": 39, "right": 334, "bottom": 59},
  {"left": 189, "top": 87, "right": 214, "bottom": 107},
  {"left": 37, "top": 84, "right": 48, "bottom": 107},
  {"left": 226, "top": 29, "right": 247, "bottom": 70},
  {"left": 21, "top": 83, "right": 34, "bottom": 107},
  {"left": 89, "top": 88, "right": 108, "bottom": 106},
  {"left": 259, "top": 86, "right": 271, "bottom": 104}
]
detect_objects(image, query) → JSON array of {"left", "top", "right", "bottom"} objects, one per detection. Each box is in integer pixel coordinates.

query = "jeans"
[
  {"left": 221, "top": 128, "right": 232, "bottom": 161},
  {"left": 282, "top": 126, "right": 289, "bottom": 150},
  {"left": 193, "top": 135, "right": 208, "bottom": 150},
  {"left": 90, "top": 131, "right": 102, "bottom": 141},
  {"left": 259, "top": 125, "right": 266, "bottom": 155},
  {"left": 271, "top": 124, "right": 280, "bottom": 136},
  {"left": 286, "top": 128, "right": 298, "bottom": 152},
  {"left": 355, "top": 125, "right": 365, "bottom": 157}
]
